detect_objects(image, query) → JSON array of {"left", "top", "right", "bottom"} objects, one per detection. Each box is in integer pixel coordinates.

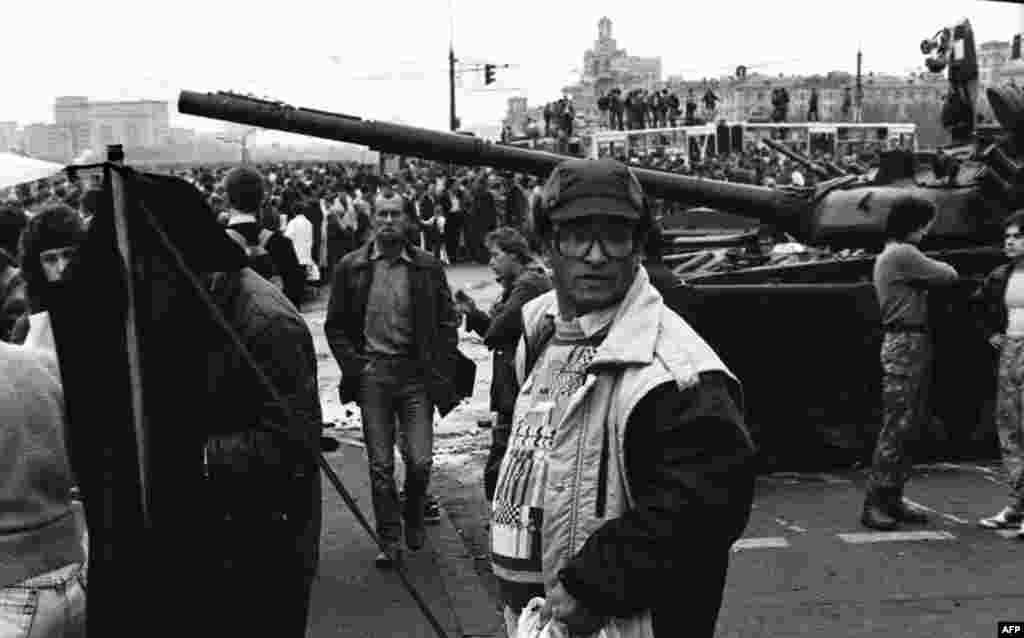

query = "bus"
[
  {"left": 507, "top": 136, "right": 584, "bottom": 156},
  {"left": 737, "top": 122, "right": 918, "bottom": 156},
  {"left": 585, "top": 121, "right": 917, "bottom": 164},
  {"left": 586, "top": 124, "right": 718, "bottom": 165}
]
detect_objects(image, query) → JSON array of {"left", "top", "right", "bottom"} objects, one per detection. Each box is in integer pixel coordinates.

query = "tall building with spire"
[{"left": 504, "top": 17, "right": 662, "bottom": 135}]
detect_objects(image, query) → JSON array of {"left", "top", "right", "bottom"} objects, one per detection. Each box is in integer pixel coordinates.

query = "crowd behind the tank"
[{"left": 0, "top": 146, "right": 895, "bottom": 327}]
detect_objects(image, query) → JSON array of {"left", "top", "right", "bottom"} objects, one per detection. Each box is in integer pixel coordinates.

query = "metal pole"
[
  {"left": 855, "top": 49, "right": 863, "bottom": 123},
  {"left": 449, "top": 46, "right": 458, "bottom": 131}
]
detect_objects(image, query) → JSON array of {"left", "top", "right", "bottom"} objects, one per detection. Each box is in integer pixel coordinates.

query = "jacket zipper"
[{"left": 595, "top": 418, "right": 609, "bottom": 518}]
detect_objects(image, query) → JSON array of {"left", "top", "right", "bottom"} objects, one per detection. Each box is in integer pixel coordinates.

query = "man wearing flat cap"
[
  {"left": 325, "top": 192, "right": 459, "bottom": 568},
  {"left": 490, "top": 158, "right": 757, "bottom": 637}
]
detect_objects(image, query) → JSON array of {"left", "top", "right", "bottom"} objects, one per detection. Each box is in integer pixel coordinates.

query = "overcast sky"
[{"left": 4, "top": 0, "right": 1023, "bottom": 141}]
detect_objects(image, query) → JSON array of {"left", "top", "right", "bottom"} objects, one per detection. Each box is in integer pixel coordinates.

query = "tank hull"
[{"left": 671, "top": 249, "right": 1006, "bottom": 470}]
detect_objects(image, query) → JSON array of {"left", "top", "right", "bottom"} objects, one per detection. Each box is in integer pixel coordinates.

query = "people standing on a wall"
[
  {"left": 841, "top": 87, "right": 853, "bottom": 122},
  {"left": 665, "top": 89, "right": 680, "bottom": 127},
  {"left": 861, "top": 196, "right": 958, "bottom": 531},
  {"left": 685, "top": 89, "right": 698, "bottom": 125},
  {"left": 808, "top": 88, "right": 820, "bottom": 122},
  {"left": 703, "top": 87, "right": 720, "bottom": 122}
]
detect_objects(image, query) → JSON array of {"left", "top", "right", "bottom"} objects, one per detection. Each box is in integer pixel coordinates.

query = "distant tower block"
[{"left": 599, "top": 17, "right": 611, "bottom": 41}]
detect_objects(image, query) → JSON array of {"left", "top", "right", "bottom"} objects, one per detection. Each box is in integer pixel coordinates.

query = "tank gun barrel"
[
  {"left": 177, "top": 90, "right": 809, "bottom": 233},
  {"left": 760, "top": 138, "right": 840, "bottom": 179}
]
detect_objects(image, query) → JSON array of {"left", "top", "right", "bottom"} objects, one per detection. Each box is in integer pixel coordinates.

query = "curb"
[
  {"left": 335, "top": 439, "right": 503, "bottom": 638},
  {"left": 429, "top": 504, "right": 504, "bottom": 638}
]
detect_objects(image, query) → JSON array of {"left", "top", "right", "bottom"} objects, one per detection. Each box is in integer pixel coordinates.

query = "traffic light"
[
  {"left": 484, "top": 64, "right": 496, "bottom": 85},
  {"left": 1013, "top": 34, "right": 1022, "bottom": 60}
]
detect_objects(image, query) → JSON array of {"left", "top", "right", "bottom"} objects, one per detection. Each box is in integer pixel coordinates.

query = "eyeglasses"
[{"left": 554, "top": 221, "right": 637, "bottom": 259}]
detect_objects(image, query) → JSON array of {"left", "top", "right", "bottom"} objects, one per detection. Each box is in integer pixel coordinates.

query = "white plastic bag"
[
  {"left": 515, "top": 597, "right": 626, "bottom": 638},
  {"left": 515, "top": 598, "right": 566, "bottom": 638}
]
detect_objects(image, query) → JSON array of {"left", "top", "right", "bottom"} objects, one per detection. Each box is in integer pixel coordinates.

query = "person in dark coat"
[
  {"left": 325, "top": 194, "right": 371, "bottom": 278},
  {"left": 455, "top": 227, "right": 551, "bottom": 502},
  {"left": 223, "top": 167, "right": 306, "bottom": 309},
  {"left": 467, "top": 177, "right": 498, "bottom": 264},
  {"left": 324, "top": 195, "right": 459, "bottom": 568},
  {"left": 443, "top": 182, "right": 466, "bottom": 264},
  {"left": 202, "top": 263, "right": 323, "bottom": 637}
]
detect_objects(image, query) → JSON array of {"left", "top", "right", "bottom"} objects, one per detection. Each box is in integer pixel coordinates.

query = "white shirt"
[
  {"left": 285, "top": 214, "right": 315, "bottom": 266},
  {"left": 790, "top": 170, "right": 805, "bottom": 187},
  {"left": 1006, "top": 269, "right": 1024, "bottom": 337}
]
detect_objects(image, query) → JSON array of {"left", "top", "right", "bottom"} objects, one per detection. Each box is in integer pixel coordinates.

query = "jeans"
[
  {"left": 360, "top": 357, "right": 435, "bottom": 546},
  {"left": 484, "top": 413, "right": 513, "bottom": 502},
  {"left": 0, "top": 564, "right": 86, "bottom": 638}
]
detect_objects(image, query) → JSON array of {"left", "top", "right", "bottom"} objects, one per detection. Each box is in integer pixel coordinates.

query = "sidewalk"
[{"left": 307, "top": 440, "right": 504, "bottom": 638}]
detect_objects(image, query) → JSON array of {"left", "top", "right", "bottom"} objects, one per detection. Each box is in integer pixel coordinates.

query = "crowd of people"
[{"left": 597, "top": 86, "right": 721, "bottom": 130}]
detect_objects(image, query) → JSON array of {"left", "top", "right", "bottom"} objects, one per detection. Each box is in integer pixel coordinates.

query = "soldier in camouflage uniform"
[
  {"left": 862, "top": 196, "right": 958, "bottom": 531},
  {"left": 976, "top": 211, "right": 1024, "bottom": 535}
]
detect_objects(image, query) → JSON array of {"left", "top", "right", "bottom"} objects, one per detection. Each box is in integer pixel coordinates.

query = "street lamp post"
[{"left": 217, "top": 127, "right": 262, "bottom": 164}]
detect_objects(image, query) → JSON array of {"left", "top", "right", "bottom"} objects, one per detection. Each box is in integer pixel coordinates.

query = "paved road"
[{"left": 718, "top": 462, "right": 1024, "bottom": 637}]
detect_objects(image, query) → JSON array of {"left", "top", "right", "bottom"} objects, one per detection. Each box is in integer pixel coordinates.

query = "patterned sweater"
[{"left": 491, "top": 309, "right": 612, "bottom": 608}]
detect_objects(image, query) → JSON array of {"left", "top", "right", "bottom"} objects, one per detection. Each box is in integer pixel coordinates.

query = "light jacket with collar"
[{"left": 505, "top": 267, "right": 748, "bottom": 637}]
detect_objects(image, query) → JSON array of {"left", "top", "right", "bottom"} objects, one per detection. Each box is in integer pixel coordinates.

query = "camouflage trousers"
[
  {"left": 995, "top": 335, "right": 1024, "bottom": 509},
  {"left": 868, "top": 332, "right": 933, "bottom": 491}
]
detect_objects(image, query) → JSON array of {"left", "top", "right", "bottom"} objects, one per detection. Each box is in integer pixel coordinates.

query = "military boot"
[
  {"left": 887, "top": 488, "right": 929, "bottom": 525},
  {"left": 860, "top": 487, "right": 899, "bottom": 531}
]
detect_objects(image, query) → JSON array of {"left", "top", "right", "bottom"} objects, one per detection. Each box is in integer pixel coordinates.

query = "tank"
[{"left": 177, "top": 88, "right": 1024, "bottom": 470}]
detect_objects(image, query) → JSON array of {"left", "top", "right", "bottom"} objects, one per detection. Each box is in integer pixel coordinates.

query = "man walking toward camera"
[
  {"left": 490, "top": 158, "right": 757, "bottom": 637},
  {"left": 325, "top": 194, "right": 459, "bottom": 568}
]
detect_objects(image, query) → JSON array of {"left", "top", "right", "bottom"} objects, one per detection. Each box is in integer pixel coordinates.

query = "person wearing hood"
[
  {"left": 455, "top": 226, "right": 552, "bottom": 502},
  {"left": 9, "top": 205, "right": 86, "bottom": 355}
]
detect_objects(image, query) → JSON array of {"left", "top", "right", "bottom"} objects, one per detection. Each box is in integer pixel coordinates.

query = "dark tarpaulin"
[{"left": 49, "top": 164, "right": 248, "bottom": 634}]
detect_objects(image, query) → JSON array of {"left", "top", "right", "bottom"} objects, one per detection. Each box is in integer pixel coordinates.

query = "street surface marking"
[
  {"left": 901, "top": 498, "right": 970, "bottom": 525},
  {"left": 763, "top": 472, "right": 852, "bottom": 484},
  {"left": 732, "top": 537, "right": 790, "bottom": 551},
  {"left": 838, "top": 531, "right": 956, "bottom": 544},
  {"left": 774, "top": 517, "right": 807, "bottom": 533},
  {"left": 921, "top": 462, "right": 999, "bottom": 475}
]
